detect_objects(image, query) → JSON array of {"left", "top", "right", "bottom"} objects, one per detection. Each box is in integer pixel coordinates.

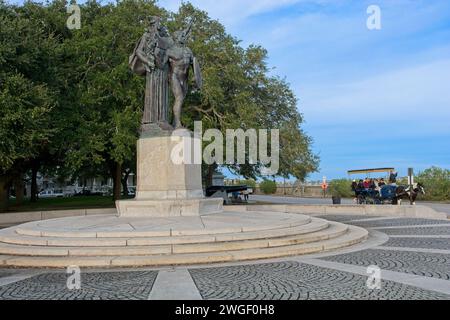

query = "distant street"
[
  {"left": 250, "top": 195, "right": 450, "bottom": 217},
  {"left": 251, "top": 194, "right": 353, "bottom": 205}
]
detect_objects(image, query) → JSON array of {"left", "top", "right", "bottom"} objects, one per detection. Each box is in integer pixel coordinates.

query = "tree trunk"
[
  {"left": 30, "top": 163, "right": 39, "bottom": 203},
  {"left": 0, "top": 175, "right": 10, "bottom": 212},
  {"left": 121, "top": 170, "right": 130, "bottom": 197},
  {"left": 13, "top": 173, "right": 24, "bottom": 206},
  {"left": 112, "top": 162, "right": 122, "bottom": 201}
]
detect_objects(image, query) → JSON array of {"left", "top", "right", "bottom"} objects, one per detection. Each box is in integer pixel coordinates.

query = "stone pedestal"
[{"left": 116, "top": 130, "right": 223, "bottom": 217}]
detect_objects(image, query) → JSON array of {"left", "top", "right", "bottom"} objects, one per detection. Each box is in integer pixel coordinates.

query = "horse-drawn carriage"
[
  {"left": 356, "top": 184, "right": 425, "bottom": 205},
  {"left": 348, "top": 168, "right": 425, "bottom": 205}
]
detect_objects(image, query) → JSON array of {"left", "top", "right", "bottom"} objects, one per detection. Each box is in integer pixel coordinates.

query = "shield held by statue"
[{"left": 193, "top": 57, "right": 202, "bottom": 89}]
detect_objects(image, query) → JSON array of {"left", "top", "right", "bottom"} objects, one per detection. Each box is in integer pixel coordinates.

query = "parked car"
[
  {"left": 38, "top": 189, "right": 64, "bottom": 198},
  {"left": 74, "top": 189, "right": 103, "bottom": 197},
  {"left": 63, "top": 190, "right": 76, "bottom": 197}
]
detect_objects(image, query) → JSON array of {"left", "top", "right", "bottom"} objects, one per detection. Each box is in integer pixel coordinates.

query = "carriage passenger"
[
  {"left": 363, "top": 178, "right": 370, "bottom": 189},
  {"left": 368, "top": 179, "right": 378, "bottom": 197},
  {"left": 351, "top": 180, "right": 358, "bottom": 197},
  {"left": 357, "top": 179, "right": 364, "bottom": 190},
  {"left": 351, "top": 180, "right": 357, "bottom": 192}
]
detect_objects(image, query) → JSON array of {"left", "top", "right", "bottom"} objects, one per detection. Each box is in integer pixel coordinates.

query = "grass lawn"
[
  {"left": 1, "top": 197, "right": 276, "bottom": 213},
  {"left": 3, "top": 196, "right": 132, "bottom": 212}
]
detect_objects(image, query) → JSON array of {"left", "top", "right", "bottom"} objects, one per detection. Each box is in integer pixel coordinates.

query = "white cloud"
[
  {"left": 240, "top": 0, "right": 450, "bottom": 57},
  {"left": 158, "top": 0, "right": 314, "bottom": 26},
  {"left": 301, "top": 58, "right": 450, "bottom": 125}
]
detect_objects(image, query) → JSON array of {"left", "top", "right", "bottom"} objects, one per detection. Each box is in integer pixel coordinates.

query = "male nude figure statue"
[{"left": 167, "top": 25, "right": 202, "bottom": 128}]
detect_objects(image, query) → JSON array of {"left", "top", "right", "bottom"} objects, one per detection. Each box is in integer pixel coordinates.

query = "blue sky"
[
  {"left": 158, "top": 0, "right": 450, "bottom": 180},
  {"left": 9, "top": 0, "right": 450, "bottom": 180}
]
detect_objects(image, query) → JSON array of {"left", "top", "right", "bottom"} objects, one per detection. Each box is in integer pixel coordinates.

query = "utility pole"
[{"left": 408, "top": 168, "right": 414, "bottom": 205}]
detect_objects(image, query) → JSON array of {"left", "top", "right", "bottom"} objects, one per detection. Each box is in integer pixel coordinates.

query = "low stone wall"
[
  {"left": 0, "top": 208, "right": 116, "bottom": 226},
  {"left": 238, "top": 204, "right": 448, "bottom": 220},
  {"left": 1, "top": 203, "right": 447, "bottom": 226},
  {"left": 255, "top": 185, "right": 326, "bottom": 197}
]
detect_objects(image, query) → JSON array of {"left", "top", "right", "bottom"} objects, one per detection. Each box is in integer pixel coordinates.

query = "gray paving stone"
[
  {"left": 315, "top": 215, "right": 381, "bottom": 222},
  {"left": 348, "top": 218, "right": 450, "bottom": 228},
  {"left": 1, "top": 215, "right": 450, "bottom": 300},
  {"left": 382, "top": 237, "right": 450, "bottom": 250},
  {"left": 380, "top": 226, "right": 450, "bottom": 236},
  {"left": 189, "top": 261, "right": 450, "bottom": 300},
  {"left": 0, "top": 271, "right": 17, "bottom": 279},
  {"left": 0, "top": 270, "right": 158, "bottom": 300},
  {"left": 322, "top": 249, "right": 450, "bottom": 280}
]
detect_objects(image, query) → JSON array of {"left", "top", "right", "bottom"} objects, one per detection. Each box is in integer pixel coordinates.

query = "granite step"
[
  {"left": 0, "top": 226, "right": 368, "bottom": 268},
  {"left": 0, "top": 222, "right": 347, "bottom": 257},
  {"left": 13, "top": 213, "right": 312, "bottom": 238},
  {"left": 0, "top": 219, "right": 329, "bottom": 247}
]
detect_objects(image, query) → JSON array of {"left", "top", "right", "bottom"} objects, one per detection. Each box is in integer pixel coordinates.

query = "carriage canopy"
[{"left": 347, "top": 167, "right": 395, "bottom": 175}]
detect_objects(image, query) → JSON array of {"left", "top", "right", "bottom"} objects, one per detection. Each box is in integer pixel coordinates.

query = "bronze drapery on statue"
[
  {"left": 143, "top": 66, "right": 169, "bottom": 124},
  {"left": 129, "top": 17, "right": 173, "bottom": 134}
]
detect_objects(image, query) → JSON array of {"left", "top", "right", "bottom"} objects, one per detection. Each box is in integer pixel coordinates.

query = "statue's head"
[
  {"left": 145, "top": 16, "right": 171, "bottom": 38},
  {"left": 158, "top": 25, "right": 170, "bottom": 37},
  {"left": 174, "top": 30, "right": 188, "bottom": 45},
  {"left": 148, "top": 16, "right": 160, "bottom": 25}
]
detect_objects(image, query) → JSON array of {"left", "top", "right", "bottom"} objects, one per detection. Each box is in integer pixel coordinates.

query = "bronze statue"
[
  {"left": 167, "top": 22, "right": 202, "bottom": 128},
  {"left": 129, "top": 17, "right": 202, "bottom": 133}
]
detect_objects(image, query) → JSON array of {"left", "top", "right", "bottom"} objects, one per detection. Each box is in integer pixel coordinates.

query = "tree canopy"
[{"left": 0, "top": 0, "right": 319, "bottom": 210}]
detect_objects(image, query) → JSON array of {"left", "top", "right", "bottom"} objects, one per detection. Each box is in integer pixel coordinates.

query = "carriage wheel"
[{"left": 357, "top": 195, "right": 364, "bottom": 204}]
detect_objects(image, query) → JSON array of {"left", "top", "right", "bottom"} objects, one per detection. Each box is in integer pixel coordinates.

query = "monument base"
[
  {"left": 116, "top": 129, "right": 223, "bottom": 217},
  {"left": 116, "top": 197, "right": 223, "bottom": 217}
]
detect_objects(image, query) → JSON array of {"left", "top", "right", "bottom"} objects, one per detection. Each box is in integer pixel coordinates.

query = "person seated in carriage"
[
  {"left": 351, "top": 180, "right": 357, "bottom": 192},
  {"left": 356, "top": 179, "right": 364, "bottom": 192},
  {"left": 352, "top": 179, "right": 364, "bottom": 203},
  {"left": 351, "top": 180, "right": 357, "bottom": 201},
  {"left": 352, "top": 179, "right": 363, "bottom": 194},
  {"left": 367, "top": 178, "right": 379, "bottom": 197},
  {"left": 362, "top": 178, "right": 370, "bottom": 188}
]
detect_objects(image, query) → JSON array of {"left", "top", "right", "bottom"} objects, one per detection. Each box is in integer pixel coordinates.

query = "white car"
[{"left": 38, "top": 189, "right": 64, "bottom": 198}]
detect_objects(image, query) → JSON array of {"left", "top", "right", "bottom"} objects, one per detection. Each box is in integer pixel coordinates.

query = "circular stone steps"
[
  {"left": 0, "top": 219, "right": 328, "bottom": 247},
  {"left": 13, "top": 215, "right": 313, "bottom": 238},
  {"left": 0, "top": 222, "right": 348, "bottom": 257},
  {"left": 0, "top": 211, "right": 368, "bottom": 268}
]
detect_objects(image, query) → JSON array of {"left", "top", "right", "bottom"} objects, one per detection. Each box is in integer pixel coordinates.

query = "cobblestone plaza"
[
  {"left": 0, "top": 214, "right": 449, "bottom": 300},
  {"left": 2, "top": 0, "right": 449, "bottom": 309}
]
